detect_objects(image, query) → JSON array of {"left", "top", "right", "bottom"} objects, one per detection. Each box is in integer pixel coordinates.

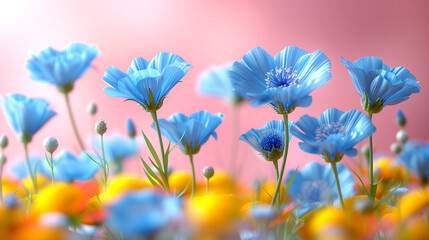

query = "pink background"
[{"left": 1, "top": 0, "right": 428, "bottom": 181}]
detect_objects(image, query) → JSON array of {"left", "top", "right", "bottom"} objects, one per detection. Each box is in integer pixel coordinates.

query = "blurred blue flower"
[
  {"left": 41, "top": 150, "right": 100, "bottom": 182},
  {"left": 92, "top": 133, "right": 141, "bottom": 162},
  {"left": 103, "top": 53, "right": 191, "bottom": 112},
  {"left": 127, "top": 118, "right": 137, "bottom": 138},
  {"left": 397, "top": 141, "right": 429, "bottom": 184},
  {"left": 240, "top": 120, "right": 295, "bottom": 161},
  {"left": 286, "top": 161, "right": 355, "bottom": 216},
  {"left": 291, "top": 108, "right": 376, "bottom": 162},
  {"left": 229, "top": 46, "right": 331, "bottom": 114},
  {"left": 26, "top": 43, "right": 99, "bottom": 93},
  {"left": 108, "top": 190, "right": 183, "bottom": 239},
  {"left": 11, "top": 156, "right": 45, "bottom": 179},
  {"left": 197, "top": 62, "right": 245, "bottom": 104},
  {"left": 153, "top": 111, "right": 224, "bottom": 155},
  {"left": 1, "top": 94, "right": 56, "bottom": 143},
  {"left": 341, "top": 57, "right": 420, "bottom": 114}
]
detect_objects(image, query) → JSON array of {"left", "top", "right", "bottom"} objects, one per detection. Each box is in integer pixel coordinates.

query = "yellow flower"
[
  {"left": 169, "top": 171, "right": 192, "bottom": 195},
  {"left": 374, "top": 157, "right": 405, "bottom": 182},
  {"left": 106, "top": 174, "right": 152, "bottom": 200},
  {"left": 32, "top": 183, "right": 86, "bottom": 218},
  {"left": 399, "top": 190, "right": 429, "bottom": 220}
]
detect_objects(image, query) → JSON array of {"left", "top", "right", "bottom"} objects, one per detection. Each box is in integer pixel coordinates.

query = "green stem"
[
  {"left": 331, "top": 162, "right": 345, "bottom": 210},
  {"left": 229, "top": 105, "right": 240, "bottom": 175},
  {"left": 50, "top": 152, "right": 55, "bottom": 189},
  {"left": 150, "top": 111, "right": 170, "bottom": 192},
  {"left": 368, "top": 111, "right": 374, "bottom": 206},
  {"left": 270, "top": 114, "right": 290, "bottom": 208},
  {"left": 189, "top": 155, "right": 196, "bottom": 200},
  {"left": 101, "top": 135, "right": 108, "bottom": 196},
  {"left": 273, "top": 160, "right": 280, "bottom": 205},
  {"left": 24, "top": 142, "right": 37, "bottom": 194},
  {"left": 64, "top": 93, "right": 85, "bottom": 151},
  {"left": 206, "top": 178, "right": 209, "bottom": 195}
]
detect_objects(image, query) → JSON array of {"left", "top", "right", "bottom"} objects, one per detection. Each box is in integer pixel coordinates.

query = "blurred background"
[{"left": 0, "top": 0, "right": 428, "bottom": 181}]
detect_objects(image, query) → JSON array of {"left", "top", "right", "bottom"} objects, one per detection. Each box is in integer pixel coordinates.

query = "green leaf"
[
  {"left": 143, "top": 169, "right": 161, "bottom": 189},
  {"left": 86, "top": 153, "right": 102, "bottom": 167},
  {"left": 347, "top": 164, "right": 369, "bottom": 196},
  {"left": 263, "top": 187, "right": 273, "bottom": 199},
  {"left": 141, "top": 158, "right": 165, "bottom": 189},
  {"left": 141, "top": 130, "right": 162, "bottom": 168},
  {"left": 281, "top": 166, "right": 299, "bottom": 203},
  {"left": 374, "top": 184, "right": 400, "bottom": 210},
  {"left": 176, "top": 179, "right": 192, "bottom": 198},
  {"left": 44, "top": 153, "right": 52, "bottom": 168},
  {"left": 53, "top": 155, "right": 65, "bottom": 168}
]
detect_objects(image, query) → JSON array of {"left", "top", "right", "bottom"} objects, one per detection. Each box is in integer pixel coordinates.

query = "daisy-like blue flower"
[
  {"left": 11, "top": 156, "right": 45, "bottom": 179},
  {"left": 291, "top": 108, "right": 376, "bottom": 162},
  {"left": 103, "top": 53, "right": 191, "bottom": 112},
  {"left": 1, "top": 94, "right": 56, "bottom": 143},
  {"left": 108, "top": 190, "right": 183, "bottom": 239},
  {"left": 240, "top": 120, "right": 295, "bottom": 162},
  {"left": 229, "top": 46, "right": 331, "bottom": 114},
  {"left": 397, "top": 141, "right": 429, "bottom": 185},
  {"left": 286, "top": 161, "right": 356, "bottom": 216},
  {"left": 197, "top": 62, "right": 245, "bottom": 104},
  {"left": 40, "top": 150, "right": 100, "bottom": 182},
  {"left": 341, "top": 57, "right": 420, "bottom": 114},
  {"left": 153, "top": 111, "right": 224, "bottom": 155},
  {"left": 26, "top": 43, "right": 99, "bottom": 93}
]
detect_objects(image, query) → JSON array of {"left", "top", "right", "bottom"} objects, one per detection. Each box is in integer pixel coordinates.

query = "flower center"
[
  {"left": 259, "top": 129, "right": 284, "bottom": 152},
  {"left": 315, "top": 122, "right": 346, "bottom": 142},
  {"left": 265, "top": 67, "right": 300, "bottom": 90}
]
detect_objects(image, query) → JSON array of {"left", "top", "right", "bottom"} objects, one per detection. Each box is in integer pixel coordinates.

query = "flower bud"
[
  {"left": 202, "top": 166, "right": 214, "bottom": 179},
  {"left": 0, "top": 133, "right": 8, "bottom": 149},
  {"left": 390, "top": 142, "right": 402, "bottom": 155},
  {"left": 127, "top": 118, "right": 136, "bottom": 138},
  {"left": 95, "top": 118, "right": 107, "bottom": 136},
  {"left": 43, "top": 136, "right": 59, "bottom": 154},
  {"left": 396, "top": 130, "right": 408, "bottom": 144},
  {"left": 360, "top": 145, "right": 370, "bottom": 156},
  {"left": 396, "top": 109, "right": 406, "bottom": 128},
  {"left": 0, "top": 153, "right": 6, "bottom": 165},
  {"left": 87, "top": 101, "right": 97, "bottom": 116}
]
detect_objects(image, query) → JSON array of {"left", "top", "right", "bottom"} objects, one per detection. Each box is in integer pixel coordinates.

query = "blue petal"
[
  {"left": 241, "top": 47, "right": 275, "bottom": 82},
  {"left": 148, "top": 52, "right": 191, "bottom": 73},
  {"left": 273, "top": 46, "right": 307, "bottom": 69},
  {"left": 317, "top": 108, "right": 344, "bottom": 126},
  {"left": 127, "top": 57, "right": 150, "bottom": 74},
  {"left": 103, "top": 66, "right": 128, "bottom": 88}
]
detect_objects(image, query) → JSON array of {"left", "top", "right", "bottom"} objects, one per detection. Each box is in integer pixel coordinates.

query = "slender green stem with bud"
[
  {"left": 24, "top": 143, "right": 37, "bottom": 194},
  {"left": 189, "top": 155, "right": 196, "bottom": 200},
  {"left": 150, "top": 111, "right": 170, "bottom": 192},
  {"left": 331, "top": 162, "right": 345, "bottom": 209},
  {"left": 367, "top": 111, "right": 375, "bottom": 206},
  {"left": 49, "top": 152, "right": 55, "bottom": 189},
  {"left": 64, "top": 93, "right": 85, "bottom": 151},
  {"left": 273, "top": 160, "right": 280, "bottom": 205},
  {"left": 100, "top": 135, "right": 109, "bottom": 196},
  {"left": 206, "top": 178, "right": 209, "bottom": 195},
  {"left": 271, "top": 114, "right": 290, "bottom": 208}
]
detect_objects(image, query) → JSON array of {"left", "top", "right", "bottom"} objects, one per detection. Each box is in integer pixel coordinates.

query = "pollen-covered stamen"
[
  {"left": 259, "top": 129, "right": 284, "bottom": 152},
  {"left": 265, "top": 67, "right": 300, "bottom": 90},
  {"left": 315, "top": 122, "right": 346, "bottom": 142}
]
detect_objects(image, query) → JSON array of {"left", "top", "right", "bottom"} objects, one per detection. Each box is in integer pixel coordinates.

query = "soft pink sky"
[{"left": 0, "top": 0, "right": 428, "bottom": 181}]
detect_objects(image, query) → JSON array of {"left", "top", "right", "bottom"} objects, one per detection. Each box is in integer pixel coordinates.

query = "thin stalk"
[
  {"left": 101, "top": 135, "right": 108, "bottom": 196},
  {"left": 206, "top": 178, "right": 209, "bottom": 195},
  {"left": 331, "top": 162, "right": 345, "bottom": 210},
  {"left": 229, "top": 105, "right": 240, "bottom": 175},
  {"left": 150, "top": 111, "right": 170, "bottom": 192},
  {"left": 368, "top": 111, "right": 374, "bottom": 205},
  {"left": 49, "top": 152, "right": 55, "bottom": 189},
  {"left": 24, "top": 143, "right": 37, "bottom": 193},
  {"left": 271, "top": 114, "right": 290, "bottom": 208},
  {"left": 273, "top": 160, "right": 280, "bottom": 206},
  {"left": 64, "top": 93, "right": 85, "bottom": 151},
  {"left": 0, "top": 160, "right": 4, "bottom": 203},
  {"left": 189, "top": 155, "right": 196, "bottom": 200}
]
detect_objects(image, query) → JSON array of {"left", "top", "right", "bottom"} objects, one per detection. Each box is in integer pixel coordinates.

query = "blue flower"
[
  {"left": 153, "top": 111, "right": 224, "bottom": 155},
  {"left": 229, "top": 46, "right": 331, "bottom": 114},
  {"left": 41, "top": 150, "right": 100, "bottom": 182},
  {"left": 92, "top": 133, "right": 141, "bottom": 162},
  {"left": 108, "top": 190, "right": 183, "bottom": 238},
  {"left": 291, "top": 108, "right": 376, "bottom": 162},
  {"left": 103, "top": 53, "right": 191, "bottom": 112},
  {"left": 26, "top": 43, "right": 99, "bottom": 93},
  {"left": 341, "top": 57, "right": 420, "bottom": 114},
  {"left": 11, "top": 156, "right": 45, "bottom": 179},
  {"left": 127, "top": 118, "right": 137, "bottom": 138},
  {"left": 286, "top": 161, "right": 355, "bottom": 216},
  {"left": 240, "top": 120, "right": 295, "bottom": 161},
  {"left": 397, "top": 141, "right": 429, "bottom": 184},
  {"left": 197, "top": 62, "right": 245, "bottom": 104},
  {"left": 1, "top": 94, "right": 56, "bottom": 143}
]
